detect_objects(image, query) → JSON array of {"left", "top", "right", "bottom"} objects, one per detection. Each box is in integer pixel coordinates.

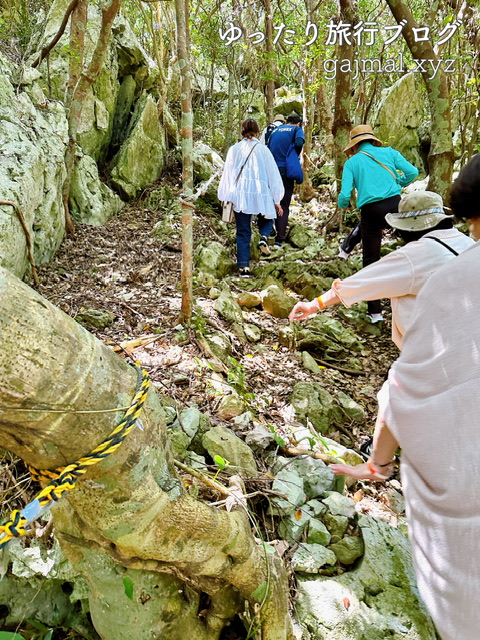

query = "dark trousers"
[
  {"left": 342, "top": 194, "right": 401, "bottom": 315},
  {"left": 235, "top": 212, "right": 274, "bottom": 268},
  {"left": 275, "top": 171, "right": 295, "bottom": 243}
]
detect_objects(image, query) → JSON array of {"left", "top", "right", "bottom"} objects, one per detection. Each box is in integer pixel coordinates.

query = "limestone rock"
[
  {"left": 322, "top": 513, "right": 350, "bottom": 542},
  {"left": 202, "top": 427, "right": 257, "bottom": 476},
  {"left": 76, "top": 309, "right": 115, "bottom": 330},
  {"left": 278, "top": 505, "right": 312, "bottom": 543},
  {"left": 261, "top": 285, "right": 296, "bottom": 319},
  {"left": 290, "top": 273, "right": 333, "bottom": 301},
  {"left": 287, "top": 223, "right": 318, "bottom": 249},
  {"left": 322, "top": 492, "right": 356, "bottom": 519},
  {"left": 178, "top": 406, "right": 201, "bottom": 440},
  {"left": 329, "top": 536, "right": 365, "bottom": 564},
  {"left": 237, "top": 291, "right": 262, "bottom": 308},
  {"left": 245, "top": 423, "right": 274, "bottom": 450},
  {"left": 269, "top": 463, "right": 306, "bottom": 516},
  {"left": 296, "top": 516, "right": 437, "bottom": 640},
  {"left": 197, "top": 332, "right": 232, "bottom": 362},
  {"left": 244, "top": 323, "right": 262, "bottom": 342},
  {"left": 291, "top": 544, "right": 337, "bottom": 573},
  {"left": 191, "top": 142, "right": 224, "bottom": 181},
  {"left": 307, "top": 519, "right": 331, "bottom": 546},
  {"left": 283, "top": 456, "right": 335, "bottom": 499},
  {"left": 289, "top": 382, "right": 336, "bottom": 433},
  {"left": 372, "top": 73, "right": 426, "bottom": 171},
  {"left": 110, "top": 93, "right": 166, "bottom": 199},
  {"left": 195, "top": 241, "right": 235, "bottom": 279},
  {"left": 301, "top": 350, "right": 321, "bottom": 374},
  {"left": 216, "top": 394, "right": 246, "bottom": 420},
  {"left": 295, "top": 314, "right": 363, "bottom": 367},
  {"left": 0, "top": 55, "right": 68, "bottom": 278},
  {"left": 70, "top": 151, "right": 124, "bottom": 225},
  {"left": 337, "top": 391, "right": 365, "bottom": 421},
  {"left": 214, "top": 289, "right": 244, "bottom": 324}
]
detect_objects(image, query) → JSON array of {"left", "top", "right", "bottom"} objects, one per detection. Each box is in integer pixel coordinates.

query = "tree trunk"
[
  {"left": 62, "top": 0, "right": 121, "bottom": 235},
  {"left": 264, "top": 0, "right": 275, "bottom": 123},
  {"left": 385, "top": 0, "right": 454, "bottom": 196},
  {"left": 175, "top": 0, "right": 194, "bottom": 323},
  {"left": 330, "top": 0, "right": 356, "bottom": 230},
  {"left": 0, "top": 267, "right": 292, "bottom": 640}
]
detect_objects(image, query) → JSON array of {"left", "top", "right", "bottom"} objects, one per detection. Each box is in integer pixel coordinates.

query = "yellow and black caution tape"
[{"left": 0, "top": 363, "right": 150, "bottom": 550}]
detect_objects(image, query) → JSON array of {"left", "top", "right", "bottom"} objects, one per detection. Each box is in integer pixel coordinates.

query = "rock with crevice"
[{"left": 202, "top": 426, "right": 258, "bottom": 476}]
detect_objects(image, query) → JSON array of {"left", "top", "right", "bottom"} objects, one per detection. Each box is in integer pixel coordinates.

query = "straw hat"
[
  {"left": 273, "top": 114, "right": 286, "bottom": 123},
  {"left": 344, "top": 124, "right": 382, "bottom": 152},
  {"left": 385, "top": 191, "right": 451, "bottom": 231}
]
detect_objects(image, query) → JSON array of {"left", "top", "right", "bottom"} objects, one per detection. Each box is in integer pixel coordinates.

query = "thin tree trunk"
[
  {"left": 175, "top": 0, "right": 194, "bottom": 323},
  {"left": 264, "top": 0, "right": 275, "bottom": 123},
  {"left": 62, "top": 0, "right": 121, "bottom": 234},
  {"left": 330, "top": 0, "right": 356, "bottom": 230},
  {"left": 0, "top": 267, "right": 293, "bottom": 640},
  {"left": 385, "top": 0, "right": 454, "bottom": 196},
  {"left": 316, "top": 80, "right": 334, "bottom": 161}
]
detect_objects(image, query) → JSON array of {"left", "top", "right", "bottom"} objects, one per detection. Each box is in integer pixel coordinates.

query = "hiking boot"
[
  {"left": 258, "top": 236, "right": 271, "bottom": 256},
  {"left": 238, "top": 267, "right": 252, "bottom": 278},
  {"left": 367, "top": 313, "right": 383, "bottom": 324}
]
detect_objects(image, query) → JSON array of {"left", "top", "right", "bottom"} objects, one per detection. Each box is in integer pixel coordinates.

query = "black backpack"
[{"left": 264, "top": 122, "right": 277, "bottom": 146}]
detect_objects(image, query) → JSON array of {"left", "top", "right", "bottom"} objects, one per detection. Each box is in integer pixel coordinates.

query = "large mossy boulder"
[
  {"left": 289, "top": 382, "right": 337, "bottom": 434},
  {"left": 0, "top": 54, "right": 67, "bottom": 278},
  {"left": 261, "top": 285, "right": 296, "bottom": 319},
  {"left": 372, "top": 74, "right": 426, "bottom": 172},
  {"left": 296, "top": 516, "right": 437, "bottom": 640},
  {"left": 195, "top": 241, "right": 235, "bottom": 280},
  {"left": 70, "top": 151, "right": 124, "bottom": 224},
  {"left": 294, "top": 314, "right": 364, "bottom": 367},
  {"left": 109, "top": 93, "right": 166, "bottom": 199}
]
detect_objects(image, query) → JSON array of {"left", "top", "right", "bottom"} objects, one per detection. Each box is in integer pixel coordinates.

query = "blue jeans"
[{"left": 235, "top": 212, "right": 274, "bottom": 268}]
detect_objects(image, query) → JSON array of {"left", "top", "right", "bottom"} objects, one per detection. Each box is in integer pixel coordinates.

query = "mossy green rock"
[
  {"left": 289, "top": 382, "right": 336, "bottom": 433},
  {"left": 329, "top": 535, "right": 365, "bottom": 564},
  {"left": 202, "top": 426, "right": 257, "bottom": 476},
  {"left": 261, "top": 285, "right": 296, "bottom": 319},
  {"left": 296, "top": 516, "right": 437, "bottom": 639}
]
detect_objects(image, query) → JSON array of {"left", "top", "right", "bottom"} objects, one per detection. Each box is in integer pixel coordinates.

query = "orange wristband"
[{"left": 317, "top": 296, "right": 325, "bottom": 310}]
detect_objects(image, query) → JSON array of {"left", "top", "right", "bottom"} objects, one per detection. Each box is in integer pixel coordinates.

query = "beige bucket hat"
[
  {"left": 344, "top": 124, "right": 382, "bottom": 152},
  {"left": 273, "top": 114, "right": 286, "bottom": 123},
  {"left": 386, "top": 190, "right": 452, "bottom": 231}
]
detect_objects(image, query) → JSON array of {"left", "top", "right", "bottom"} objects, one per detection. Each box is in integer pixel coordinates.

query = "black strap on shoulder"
[{"left": 425, "top": 236, "right": 459, "bottom": 256}]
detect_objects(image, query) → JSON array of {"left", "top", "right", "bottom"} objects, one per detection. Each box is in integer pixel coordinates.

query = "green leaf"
[
  {"left": 44, "top": 632, "right": 53, "bottom": 640},
  {"left": 0, "top": 633, "right": 27, "bottom": 640},
  {"left": 123, "top": 576, "right": 134, "bottom": 600},
  {"left": 213, "top": 455, "right": 228, "bottom": 470},
  {"left": 251, "top": 580, "right": 268, "bottom": 602}
]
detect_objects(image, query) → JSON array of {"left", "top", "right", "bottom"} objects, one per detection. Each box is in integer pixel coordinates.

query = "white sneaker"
[
  {"left": 367, "top": 313, "right": 383, "bottom": 324},
  {"left": 338, "top": 248, "right": 350, "bottom": 260}
]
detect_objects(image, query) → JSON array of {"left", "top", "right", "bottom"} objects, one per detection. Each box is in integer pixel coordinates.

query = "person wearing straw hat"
[
  {"left": 337, "top": 124, "right": 419, "bottom": 323},
  {"left": 289, "top": 190, "right": 473, "bottom": 350}
]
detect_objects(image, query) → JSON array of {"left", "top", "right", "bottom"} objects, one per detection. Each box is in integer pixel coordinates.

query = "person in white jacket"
[
  {"left": 289, "top": 190, "right": 473, "bottom": 350},
  {"left": 218, "top": 119, "right": 284, "bottom": 277},
  {"left": 331, "top": 155, "right": 480, "bottom": 640}
]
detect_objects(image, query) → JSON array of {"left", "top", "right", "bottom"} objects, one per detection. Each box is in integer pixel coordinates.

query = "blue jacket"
[
  {"left": 267, "top": 124, "right": 305, "bottom": 168},
  {"left": 338, "top": 141, "right": 418, "bottom": 209}
]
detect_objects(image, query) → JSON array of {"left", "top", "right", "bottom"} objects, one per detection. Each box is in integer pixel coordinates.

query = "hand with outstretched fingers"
[
  {"left": 288, "top": 299, "right": 320, "bottom": 322},
  {"left": 330, "top": 462, "right": 393, "bottom": 482}
]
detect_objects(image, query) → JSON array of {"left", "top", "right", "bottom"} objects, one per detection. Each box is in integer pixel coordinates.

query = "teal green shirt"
[{"left": 337, "top": 142, "right": 419, "bottom": 209}]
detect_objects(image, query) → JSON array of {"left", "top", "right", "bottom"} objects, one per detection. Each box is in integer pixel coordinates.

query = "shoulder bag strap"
[
  {"left": 359, "top": 151, "right": 397, "bottom": 181},
  {"left": 425, "top": 236, "right": 459, "bottom": 256},
  {"left": 234, "top": 142, "right": 258, "bottom": 186}
]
